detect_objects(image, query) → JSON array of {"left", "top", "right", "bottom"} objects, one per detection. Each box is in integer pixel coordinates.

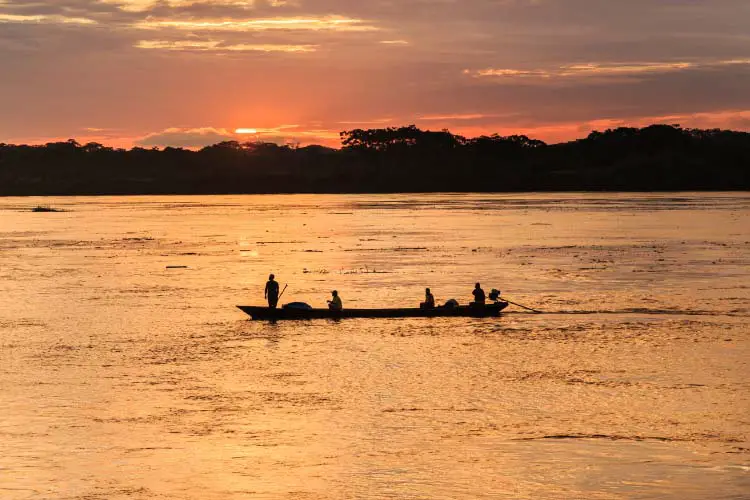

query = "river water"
[{"left": 0, "top": 193, "right": 748, "bottom": 499}]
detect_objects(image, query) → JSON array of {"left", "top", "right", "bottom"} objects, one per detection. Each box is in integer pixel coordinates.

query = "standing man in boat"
[
  {"left": 264, "top": 274, "right": 280, "bottom": 309},
  {"left": 472, "top": 283, "right": 486, "bottom": 306},
  {"left": 421, "top": 288, "right": 435, "bottom": 309},
  {"left": 327, "top": 290, "right": 343, "bottom": 311}
]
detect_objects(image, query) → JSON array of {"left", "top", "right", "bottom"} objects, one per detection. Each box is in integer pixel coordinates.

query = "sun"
[{"left": 235, "top": 128, "right": 257, "bottom": 134}]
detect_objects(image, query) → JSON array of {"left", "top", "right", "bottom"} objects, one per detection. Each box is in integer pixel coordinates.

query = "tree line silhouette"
[{"left": 1, "top": 124, "right": 747, "bottom": 195}]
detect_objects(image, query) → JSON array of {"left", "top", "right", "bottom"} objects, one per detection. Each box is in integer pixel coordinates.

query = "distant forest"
[{"left": 1, "top": 124, "right": 748, "bottom": 195}]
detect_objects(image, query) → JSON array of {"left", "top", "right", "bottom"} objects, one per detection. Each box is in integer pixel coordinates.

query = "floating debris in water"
[
  {"left": 340, "top": 266, "right": 391, "bottom": 275},
  {"left": 166, "top": 266, "right": 188, "bottom": 269},
  {"left": 343, "top": 246, "right": 428, "bottom": 252},
  {"left": 303, "top": 268, "right": 329, "bottom": 274},
  {"left": 31, "top": 205, "right": 64, "bottom": 213}
]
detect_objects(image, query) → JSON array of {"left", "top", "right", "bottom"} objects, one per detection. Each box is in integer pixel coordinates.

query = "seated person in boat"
[
  {"left": 327, "top": 290, "right": 343, "bottom": 311},
  {"left": 264, "top": 273, "right": 280, "bottom": 309},
  {"left": 472, "top": 283, "right": 486, "bottom": 305},
  {"left": 420, "top": 288, "right": 436, "bottom": 309}
]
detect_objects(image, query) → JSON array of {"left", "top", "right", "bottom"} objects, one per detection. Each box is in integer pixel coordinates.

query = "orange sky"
[{"left": 1, "top": 0, "right": 749, "bottom": 148}]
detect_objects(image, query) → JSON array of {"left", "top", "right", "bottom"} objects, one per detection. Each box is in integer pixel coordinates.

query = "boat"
[{"left": 236, "top": 302, "right": 509, "bottom": 321}]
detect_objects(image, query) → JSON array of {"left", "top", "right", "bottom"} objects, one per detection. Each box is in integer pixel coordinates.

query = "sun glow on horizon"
[{"left": 235, "top": 128, "right": 258, "bottom": 134}]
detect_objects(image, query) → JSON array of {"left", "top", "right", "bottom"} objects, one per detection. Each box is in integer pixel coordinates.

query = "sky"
[{"left": 1, "top": 0, "right": 750, "bottom": 148}]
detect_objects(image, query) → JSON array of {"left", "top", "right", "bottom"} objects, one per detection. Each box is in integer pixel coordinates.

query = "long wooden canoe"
[{"left": 237, "top": 302, "right": 509, "bottom": 320}]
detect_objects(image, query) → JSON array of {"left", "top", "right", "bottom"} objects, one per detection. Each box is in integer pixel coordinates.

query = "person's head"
[
  {"left": 332, "top": 290, "right": 338, "bottom": 297},
  {"left": 425, "top": 288, "right": 431, "bottom": 294},
  {"left": 269, "top": 274, "right": 275, "bottom": 280},
  {"left": 475, "top": 282, "right": 481, "bottom": 289}
]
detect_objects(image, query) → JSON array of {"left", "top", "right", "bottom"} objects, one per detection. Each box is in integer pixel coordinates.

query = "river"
[{"left": 1, "top": 193, "right": 748, "bottom": 499}]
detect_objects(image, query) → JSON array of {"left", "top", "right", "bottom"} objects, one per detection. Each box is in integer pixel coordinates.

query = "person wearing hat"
[
  {"left": 264, "top": 274, "right": 280, "bottom": 309},
  {"left": 327, "top": 290, "right": 343, "bottom": 311}
]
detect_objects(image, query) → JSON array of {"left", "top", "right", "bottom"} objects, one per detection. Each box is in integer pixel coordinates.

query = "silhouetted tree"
[{"left": 0, "top": 124, "right": 747, "bottom": 195}]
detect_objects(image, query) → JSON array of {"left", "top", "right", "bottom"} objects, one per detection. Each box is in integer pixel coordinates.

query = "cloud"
[
  {"left": 101, "top": 0, "right": 282, "bottom": 12},
  {"left": 135, "top": 127, "right": 237, "bottom": 148},
  {"left": 466, "top": 59, "right": 750, "bottom": 83},
  {"left": 134, "top": 15, "right": 379, "bottom": 32},
  {"left": 419, "top": 113, "right": 493, "bottom": 121},
  {"left": 337, "top": 118, "right": 396, "bottom": 126},
  {"left": 136, "top": 39, "right": 316, "bottom": 52},
  {"left": 133, "top": 124, "right": 341, "bottom": 148},
  {"left": 2, "top": 0, "right": 750, "bottom": 148},
  {"left": 0, "top": 13, "right": 97, "bottom": 25}
]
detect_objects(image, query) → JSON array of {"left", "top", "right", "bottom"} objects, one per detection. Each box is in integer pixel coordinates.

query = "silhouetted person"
[
  {"left": 264, "top": 274, "right": 279, "bottom": 309},
  {"left": 420, "top": 288, "right": 435, "bottom": 309},
  {"left": 472, "top": 283, "right": 486, "bottom": 305},
  {"left": 327, "top": 290, "right": 343, "bottom": 311}
]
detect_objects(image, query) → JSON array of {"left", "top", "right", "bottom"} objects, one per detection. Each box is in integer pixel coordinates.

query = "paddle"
[
  {"left": 501, "top": 295, "right": 543, "bottom": 314},
  {"left": 277, "top": 284, "right": 288, "bottom": 302}
]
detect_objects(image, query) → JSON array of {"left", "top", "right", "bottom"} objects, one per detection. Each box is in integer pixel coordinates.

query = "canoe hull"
[{"left": 237, "top": 302, "right": 509, "bottom": 321}]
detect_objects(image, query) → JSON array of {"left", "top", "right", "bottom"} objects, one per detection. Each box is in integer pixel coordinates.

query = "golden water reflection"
[{"left": 0, "top": 193, "right": 748, "bottom": 499}]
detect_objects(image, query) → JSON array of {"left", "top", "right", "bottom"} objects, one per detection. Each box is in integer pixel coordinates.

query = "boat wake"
[
  {"left": 506, "top": 307, "right": 748, "bottom": 317},
  {"left": 513, "top": 432, "right": 738, "bottom": 443}
]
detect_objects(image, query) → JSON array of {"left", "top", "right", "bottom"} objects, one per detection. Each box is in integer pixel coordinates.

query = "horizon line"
[{"left": 3, "top": 122, "right": 747, "bottom": 151}]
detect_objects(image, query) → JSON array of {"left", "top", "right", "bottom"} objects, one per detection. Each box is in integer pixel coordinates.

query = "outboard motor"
[{"left": 489, "top": 289, "right": 501, "bottom": 302}]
